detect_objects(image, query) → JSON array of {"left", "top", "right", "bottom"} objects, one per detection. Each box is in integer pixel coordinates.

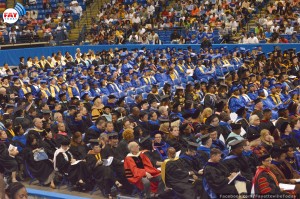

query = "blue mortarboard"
[
  {"left": 23, "top": 80, "right": 29, "bottom": 84},
  {"left": 261, "top": 78, "right": 268, "bottom": 84},
  {"left": 238, "top": 84, "right": 243, "bottom": 90},
  {"left": 252, "top": 47, "right": 257, "bottom": 50},
  {"left": 257, "top": 52, "right": 264, "bottom": 56},
  {"left": 249, "top": 74, "right": 255, "bottom": 77},
  {"left": 247, "top": 83, "right": 254, "bottom": 89},
  {"left": 258, "top": 88, "right": 264, "bottom": 94},
  {"left": 230, "top": 85, "right": 239, "bottom": 93},
  {"left": 275, "top": 83, "right": 282, "bottom": 88},
  {"left": 269, "top": 85, "right": 276, "bottom": 90},
  {"left": 40, "top": 80, "right": 47, "bottom": 84},
  {"left": 290, "top": 90, "right": 299, "bottom": 96}
]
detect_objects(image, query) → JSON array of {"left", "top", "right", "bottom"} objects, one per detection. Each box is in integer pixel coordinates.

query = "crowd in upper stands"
[
  {"left": 0, "top": 0, "right": 89, "bottom": 44},
  {"left": 0, "top": 45, "right": 299, "bottom": 198},
  {"left": 81, "top": 0, "right": 300, "bottom": 45}
]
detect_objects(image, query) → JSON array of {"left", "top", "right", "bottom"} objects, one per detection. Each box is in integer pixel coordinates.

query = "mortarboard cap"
[
  {"left": 108, "top": 132, "right": 118, "bottom": 139},
  {"left": 229, "top": 139, "right": 246, "bottom": 150},
  {"left": 89, "top": 139, "right": 101, "bottom": 147},
  {"left": 230, "top": 122, "right": 242, "bottom": 130},
  {"left": 187, "top": 141, "right": 199, "bottom": 151},
  {"left": 201, "top": 134, "right": 211, "bottom": 144}
]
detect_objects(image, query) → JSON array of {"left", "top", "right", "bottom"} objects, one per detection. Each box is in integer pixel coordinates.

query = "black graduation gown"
[
  {"left": 178, "top": 154, "right": 208, "bottom": 199},
  {"left": 23, "top": 146, "right": 54, "bottom": 183},
  {"left": 142, "top": 150, "right": 162, "bottom": 168},
  {"left": 86, "top": 153, "right": 116, "bottom": 194},
  {"left": 117, "top": 139, "right": 130, "bottom": 160},
  {"left": 222, "top": 154, "right": 253, "bottom": 192},
  {"left": 55, "top": 150, "right": 89, "bottom": 184},
  {"left": 166, "top": 137, "right": 188, "bottom": 152},
  {"left": 165, "top": 160, "right": 197, "bottom": 199},
  {"left": 0, "top": 140, "right": 18, "bottom": 172},
  {"left": 69, "top": 144, "right": 88, "bottom": 160},
  {"left": 222, "top": 155, "right": 254, "bottom": 182},
  {"left": 204, "top": 162, "right": 238, "bottom": 195},
  {"left": 40, "top": 138, "right": 58, "bottom": 160},
  {"left": 101, "top": 144, "right": 134, "bottom": 194}
]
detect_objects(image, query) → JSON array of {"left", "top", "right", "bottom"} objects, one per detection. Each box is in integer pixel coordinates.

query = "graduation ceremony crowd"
[{"left": 0, "top": 45, "right": 300, "bottom": 199}]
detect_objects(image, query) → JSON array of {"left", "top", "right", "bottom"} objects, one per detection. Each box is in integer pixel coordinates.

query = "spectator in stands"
[
  {"left": 148, "top": 30, "right": 160, "bottom": 44},
  {"left": 170, "top": 30, "right": 180, "bottom": 44},
  {"left": 285, "top": 23, "right": 294, "bottom": 35},
  {"left": 247, "top": 32, "right": 259, "bottom": 44},
  {"left": 290, "top": 33, "right": 299, "bottom": 43},
  {"left": 9, "top": 27, "right": 17, "bottom": 44},
  {"left": 71, "top": 1, "right": 83, "bottom": 17},
  {"left": 128, "top": 32, "right": 139, "bottom": 43}
]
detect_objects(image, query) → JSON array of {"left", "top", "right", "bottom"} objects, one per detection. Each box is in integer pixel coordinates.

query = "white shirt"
[
  {"left": 285, "top": 27, "right": 294, "bottom": 35},
  {"left": 270, "top": 25, "right": 279, "bottom": 33},
  {"left": 132, "top": 17, "right": 141, "bottom": 24},
  {"left": 248, "top": 36, "right": 259, "bottom": 44}
]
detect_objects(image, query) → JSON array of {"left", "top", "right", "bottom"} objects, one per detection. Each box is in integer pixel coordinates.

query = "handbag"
[{"left": 33, "top": 149, "right": 48, "bottom": 161}]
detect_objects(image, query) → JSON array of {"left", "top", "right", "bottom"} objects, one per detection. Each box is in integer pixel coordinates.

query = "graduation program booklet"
[
  {"left": 228, "top": 171, "right": 241, "bottom": 184},
  {"left": 71, "top": 160, "right": 83, "bottom": 165},
  {"left": 279, "top": 183, "right": 295, "bottom": 191},
  {"left": 103, "top": 156, "right": 114, "bottom": 166}
]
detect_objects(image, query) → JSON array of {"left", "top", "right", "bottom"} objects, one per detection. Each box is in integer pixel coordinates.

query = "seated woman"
[
  {"left": 260, "top": 129, "right": 275, "bottom": 151},
  {"left": 69, "top": 131, "right": 88, "bottom": 160},
  {"left": 40, "top": 130, "right": 58, "bottom": 160},
  {"left": 86, "top": 139, "right": 122, "bottom": 199},
  {"left": 0, "top": 130, "right": 19, "bottom": 183},
  {"left": 252, "top": 154, "right": 284, "bottom": 195},
  {"left": 23, "top": 134, "right": 55, "bottom": 188},
  {"left": 53, "top": 138, "right": 89, "bottom": 190},
  {"left": 269, "top": 147, "right": 300, "bottom": 194}
]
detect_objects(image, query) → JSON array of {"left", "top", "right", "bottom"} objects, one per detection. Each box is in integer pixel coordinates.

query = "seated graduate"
[
  {"left": 53, "top": 138, "right": 89, "bottom": 190},
  {"left": 222, "top": 139, "right": 254, "bottom": 192},
  {"left": 161, "top": 147, "right": 197, "bottom": 199},
  {"left": 40, "top": 130, "right": 58, "bottom": 160},
  {"left": 151, "top": 130, "right": 170, "bottom": 161},
  {"left": 69, "top": 131, "right": 88, "bottom": 160},
  {"left": 204, "top": 148, "right": 247, "bottom": 197},
  {"left": 209, "top": 126, "right": 229, "bottom": 157},
  {"left": 124, "top": 141, "right": 164, "bottom": 199},
  {"left": 101, "top": 133, "right": 134, "bottom": 194},
  {"left": 86, "top": 139, "right": 122, "bottom": 199},
  {"left": 139, "top": 135, "right": 163, "bottom": 168},
  {"left": 252, "top": 154, "right": 285, "bottom": 195},
  {"left": 23, "top": 134, "right": 55, "bottom": 188},
  {"left": 178, "top": 141, "right": 208, "bottom": 199},
  {"left": 269, "top": 146, "right": 300, "bottom": 194},
  {"left": 0, "top": 130, "right": 19, "bottom": 183}
]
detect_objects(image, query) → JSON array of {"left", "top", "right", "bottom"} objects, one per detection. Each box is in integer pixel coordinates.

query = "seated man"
[
  {"left": 161, "top": 147, "right": 197, "bottom": 199},
  {"left": 204, "top": 148, "right": 247, "bottom": 198},
  {"left": 124, "top": 141, "right": 164, "bottom": 198}
]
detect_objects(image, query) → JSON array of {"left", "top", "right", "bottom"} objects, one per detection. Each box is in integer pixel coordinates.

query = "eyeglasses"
[{"left": 155, "top": 137, "right": 162, "bottom": 139}]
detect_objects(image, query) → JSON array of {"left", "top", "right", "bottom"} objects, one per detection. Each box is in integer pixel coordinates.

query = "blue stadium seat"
[
  {"left": 101, "top": 95, "right": 108, "bottom": 105},
  {"left": 125, "top": 96, "right": 134, "bottom": 104}
]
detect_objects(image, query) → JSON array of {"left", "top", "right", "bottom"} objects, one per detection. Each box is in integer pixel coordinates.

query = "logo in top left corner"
[{"left": 3, "top": 3, "right": 26, "bottom": 24}]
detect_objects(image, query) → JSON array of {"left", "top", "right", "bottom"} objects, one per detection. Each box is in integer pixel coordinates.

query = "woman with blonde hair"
[
  {"left": 260, "top": 129, "right": 275, "bottom": 151},
  {"left": 199, "top": 108, "right": 213, "bottom": 124},
  {"left": 91, "top": 96, "right": 104, "bottom": 122}
]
